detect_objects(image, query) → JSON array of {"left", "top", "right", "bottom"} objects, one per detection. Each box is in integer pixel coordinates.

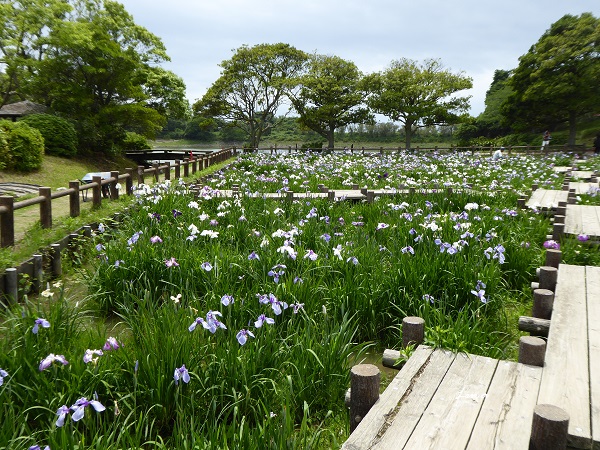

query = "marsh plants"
[{"left": 1, "top": 150, "right": 592, "bottom": 449}]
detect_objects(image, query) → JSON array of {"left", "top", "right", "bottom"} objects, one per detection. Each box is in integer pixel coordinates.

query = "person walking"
[{"left": 541, "top": 130, "right": 551, "bottom": 151}]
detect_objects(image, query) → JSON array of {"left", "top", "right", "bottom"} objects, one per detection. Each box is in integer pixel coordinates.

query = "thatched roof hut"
[{"left": 0, "top": 100, "right": 48, "bottom": 121}]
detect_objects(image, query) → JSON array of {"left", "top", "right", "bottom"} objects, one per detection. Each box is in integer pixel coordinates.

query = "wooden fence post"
[
  {"left": 137, "top": 165, "right": 145, "bottom": 185},
  {"left": 110, "top": 171, "right": 119, "bottom": 200},
  {"left": 174, "top": 160, "right": 181, "bottom": 179},
  {"left": 532, "top": 288, "right": 554, "bottom": 320},
  {"left": 545, "top": 249, "right": 561, "bottom": 268},
  {"left": 126, "top": 168, "right": 134, "bottom": 194},
  {"left": 349, "top": 364, "right": 380, "bottom": 433},
  {"left": 39, "top": 187, "right": 52, "bottom": 229},
  {"left": 402, "top": 316, "right": 425, "bottom": 348},
  {"left": 153, "top": 163, "right": 160, "bottom": 183},
  {"left": 92, "top": 176, "right": 102, "bottom": 207},
  {"left": 183, "top": 159, "right": 189, "bottom": 178},
  {"left": 69, "top": 181, "right": 80, "bottom": 217},
  {"left": 50, "top": 243, "right": 62, "bottom": 277},
  {"left": 529, "top": 404, "right": 569, "bottom": 450},
  {"left": 0, "top": 195, "right": 15, "bottom": 248},
  {"left": 164, "top": 162, "right": 171, "bottom": 181},
  {"left": 3, "top": 267, "right": 18, "bottom": 306},
  {"left": 538, "top": 266, "right": 558, "bottom": 291}
]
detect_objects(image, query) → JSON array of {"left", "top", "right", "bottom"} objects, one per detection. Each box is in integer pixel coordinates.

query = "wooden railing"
[{"left": 0, "top": 148, "right": 235, "bottom": 248}]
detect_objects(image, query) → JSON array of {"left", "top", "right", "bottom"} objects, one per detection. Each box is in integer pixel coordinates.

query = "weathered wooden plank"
[
  {"left": 568, "top": 182, "right": 600, "bottom": 195},
  {"left": 400, "top": 353, "right": 497, "bottom": 449},
  {"left": 587, "top": 265, "right": 600, "bottom": 450},
  {"left": 527, "top": 189, "right": 548, "bottom": 209},
  {"left": 538, "top": 264, "right": 591, "bottom": 449},
  {"left": 580, "top": 206, "right": 600, "bottom": 238},
  {"left": 369, "top": 349, "right": 456, "bottom": 449},
  {"left": 341, "top": 346, "right": 436, "bottom": 450},
  {"left": 571, "top": 170, "right": 594, "bottom": 181},
  {"left": 466, "top": 361, "right": 542, "bottom": 450},
  {"left": 565, "top": 205, "right": 584, "bottom": 235}
]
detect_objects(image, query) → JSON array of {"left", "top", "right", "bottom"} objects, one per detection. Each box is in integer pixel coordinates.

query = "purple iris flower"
[
  {"left": 401, "top": 246, "right": 415, "bottom": 255},
  {"left": 255, "top": 314, "right": 275, "bottom": 328},
  {"left": 127, "top": 231, "right": 143, "bottom": 246},
  {"left": 0, "top": 368, "right": 8, "bottom": 386},
  {"left": 71, "top": 397, "right": 106, "bottom": 422},
  {"left": 174, "top": 365, "right": 190, "bottom": 385},
  {"left": 151, "top": 212, "right": 161, "bottom": 221},
  {"left": 28, "top": 445, "right": 50, "bottom": 450},
  {"left": 471, "top": 289, "right": 487, "bottom": 303},
  {"left": 32, "top": 318, "right": 50, "bottom": 334},
  {"left": 578, "top": 234, "right": 589, "bottom": 242},
  {"left": 150, "top": 235, "right": 163, "bottom": 244},
  {"left": 347, "top": 256, "right": 359, "bottom": 265},
  {"left": 172, "top": 209, "right": 182, "bottom": 218},
  {"left": 293, "top": 276, "right": 303, "bottom": 284},
  {"left": 248, "top": 251, "right": 260, "bottom": 260},
  {"left": 321, "top": 233, "right": 331, "bottom": 242},
  {"left": 291, "top": 302, "right": 304, "bottom": 313},
  {"left": 422, "top": 294, "right": 435, "bottom": 304},
  {"left": 236, "top": 329, "right": 255, "bottom": 345},
  {"left": 95, "top": 244, "right": 105, "bottom": 252},
  {"left": 103, "top": 336, "right": 120, "bottom": 351},
  {"left": 39, "top": 354, "right": 69, "bottom": 371},
  {"left": 221, "top": 294, "right": 234, "bottom": 306},
  {"left": 543, "top": 240, "right": 560, "bottom": 250},
  {"left": 55, "top": 405, "right": 70, "bottom": 427},
  {"left": 201, "top": 262, "right": 213, "bottom": 271},
  {"left": 304, "top": 249, "right": 318, "bottom": 261},
  {"left": 257, "top": 293, "right": 288, "bottom": 315},
  {"left": 203, "top": 310, "right": 227, "bottom": 333},
  {"left": 83, "top": 349, "right": 103, "bottom": 363},
  {"left": 165, "top": 257, "right": 179, "bottom": 267}
]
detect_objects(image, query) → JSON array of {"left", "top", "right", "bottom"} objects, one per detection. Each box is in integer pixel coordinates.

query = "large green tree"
[
  {"left": 0, "top": 0, "right": 70, "bottom": 106},
  {"left": 505, "top": 13, "right": 600, "bottom": 145},
  {"left": 365, "top": 58, "right": 472, "bottom": 148},
  {"left": 290, "top": 54, "right": 372, "bottom": 149},
  {"left": 194, "top": 43, "right": 307, "bottom": 149},
  {"left": 1, "top": 0, "right": 187, "bottom": 153}
]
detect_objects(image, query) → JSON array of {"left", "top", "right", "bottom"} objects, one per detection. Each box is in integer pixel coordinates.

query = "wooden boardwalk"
[
  {"left": 564, "top": 204, "right": 600, "bottom": 238},
  {"left": 537, "top": 264, "right": 600, "bottom": 449},
  {"left": 343, "top": 264, "right": 600, "bottom": 449},
  {"left": 568, "top": 182, "right": 600, "bottom": 195},
  {"left": 342, "top": 346, "right": 542, "bottom": 450},
  {"left": 525, "top": 188, "right": 568, "bottom": 210}
]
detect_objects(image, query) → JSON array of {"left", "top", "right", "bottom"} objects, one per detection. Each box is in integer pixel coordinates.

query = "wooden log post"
[
  {"left": 3, "top": 267, "right": 18, "bottom": 306},
  {"left": 183, "top": 159, "right": 189, "bottom": 178},
  {"left": 552, "top": 222, "right": 565, "bottom": 241},
  {"left": 366, "top": 191, "right": 375, "bottom": 203},
  {"left": 517, "top": 196, "right": 527, "bottom": 208},
  {"left": 125, "top": 168, "right": 134, "bottom": 195},
  {"left": 518, "top": 336, "right": 546, "bottom": 366},
  {"left": 382, "top": 348, "right": 403, "bottom": 369},
  {"left": 174, "top": 160, "right": 181, "bottom": 179},
  {"left": 545, "top": 249, "right": 561, "bottom": 268},
  {"left": 39, "top": 187, "right": 52, "bottom": 229},
  {"left": 69, "top": 181, "right": 81, "bottom": 218},
  {"left": 110, "top": 171, "right": 119, "bottom": 200},
  {"left": 402, "top": 316, "right": 425, "bottom": 348},
  {"left": 349, "top": 364, "right": 380, "bottom": 433},
  {"left": 532, "top": 288, "right": 554, "bottom": 320},
  {"left": 164, "top": 162, "right": 171, "bottom": 181},
  {"left": 529, "top": 404, "right": 570, "bottom": 450},
  {"left": 532, "top": 183, "right": 539, "bottom": 191},
  {"left": 328, "top": 191, "right": 335, "bottom": 202},
  {"left": 32, "top": 254, "right": 43, "bottom": 293},
  {"left": 137, "top": 165, "right": 145, "bottom": 185},
  {"left": 286, "top": 191, "right": 294, "bottom": 202},
  {"left": 50, "top": 243, "right": 62, "bottom": 277},
  {"left": 0, "top": 195, "right": 15, "bottom": 248},
  {"left": 556, "top": 204, "right": 566, "bottom": 216},
  {"left": 360, "top": 188, "right": 367, "bottom": 196},
  {"left": 519, "top": 316, "right": 550, "bottom": 337},
  {"left": 539, "top": 266, "right": 558, "bottom": 291},
  {"left": 352, "top": 184, "right": 359, "bottom": 190},
  {"left": 153, "top": 163, "right": 160, "bottom": 183},
  {"left": 92, "top": 176, "right": 102, "bottom": 207},
  {"left": 82, "top": 225, "right": 92, "bottom": 238},
  {"left": 553, "top": 214, "right": 565, "bottom": 225}
]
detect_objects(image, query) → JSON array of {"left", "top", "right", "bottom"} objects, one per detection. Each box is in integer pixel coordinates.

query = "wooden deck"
[
  {"left": 568, "top": 182, "right": 600, "bottom": 195},
  {"left": 343, "top": 264, "right": 600, "bottom": 449},
  {"left": 342, "top": 346, "right": 542, "bottom": 450},
  {"left": 564, "top": 205, "right": 600, "bottom": 238},
  {"left": 538, "top": 264, "right": 600, "bottom": 449},
  {"left": 570, "top": 170, "right": 595, "bottom": 181},
  {"left": 525, "top": 188, "right": 568, "bottom": 210}
]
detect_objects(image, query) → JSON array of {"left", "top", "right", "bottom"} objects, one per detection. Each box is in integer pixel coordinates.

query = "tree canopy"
[
  {"left": 504, "top": 12, "right": 600, "bottom": 145},
  {"left": 193, "top": 43, "right": 308, "bottom": 149},
  {"left": 0, "top": 0, "right": 188, "bottom": 153},
  {"left": 290, "top": 54, "right": 372, "bottom": 149},
  {"left": 365, "top": 58, "right": 472, "bottom": 148}
]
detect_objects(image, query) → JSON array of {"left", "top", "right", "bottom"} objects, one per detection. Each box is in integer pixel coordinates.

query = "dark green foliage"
[
  {"left": 20, "top": 113, "right": 78, "bottom": 157},
  {"left": 122, "top": 131, "right": 151, "bottom": 150},
  {"left": 0, "top": 120, "right": 44, "bottom": 172},
  {"left": 0, "top": 127, "right": 10, "bottom": 170}
]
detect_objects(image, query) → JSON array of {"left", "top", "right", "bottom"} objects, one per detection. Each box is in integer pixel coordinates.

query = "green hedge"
[
  {"left": 0, "top": 120, "right": 44, "bottom": 172},
  {"left": 20, "top": 113, "right": 78, "bottom": 157}
]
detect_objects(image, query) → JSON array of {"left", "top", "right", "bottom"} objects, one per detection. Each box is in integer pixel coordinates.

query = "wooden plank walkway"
[
  {"left": 525, "top": 188, "right": 568, "bottom": 210},
  {"left": 564, "top": 205, "right": 600, "bottom": 238},
  {"left": 568, "top": 182, "right": 600, "bottom": 195},
  {"left": 537, "top": 264, "right": 600, "bottom": 449},
  {"left": 342, "top": 347, "right": 543, "bottom": 450},
  {"left": 571, "top": 170, "right": 595, "bottom": 181}
]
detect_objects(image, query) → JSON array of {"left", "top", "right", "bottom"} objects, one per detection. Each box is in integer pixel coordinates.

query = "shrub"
[
  {"left": 0, "top": 127, "right": 10, "bottom": 170},
  {"left": 0, "top": 120, "right": 44, "bottom": 172},
  {"left": 122, "top": 131, "right": 151, "bottom": 150},
  {"left": 20, "top": 113, "right": 78, "bottom": 157}
]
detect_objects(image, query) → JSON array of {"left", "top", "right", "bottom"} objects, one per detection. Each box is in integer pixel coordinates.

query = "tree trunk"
[
  {"left": 568, "top": 110, "right": 577, "bottom": 147},
  {"left": 404, "top": 120, "right": 413, "bottom": 149},
  {"left": 327, "top": 126, "right": 335, "bottom": 149}
]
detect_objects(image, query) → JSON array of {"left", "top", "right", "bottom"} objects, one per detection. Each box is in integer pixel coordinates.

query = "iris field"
[{"left": 1, "top": 150, "right": 599, "bottom": 449}]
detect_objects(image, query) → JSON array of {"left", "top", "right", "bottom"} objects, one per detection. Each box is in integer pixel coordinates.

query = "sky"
[{"left": 118, "top": 0, "right": 599, "bottom": 117}]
